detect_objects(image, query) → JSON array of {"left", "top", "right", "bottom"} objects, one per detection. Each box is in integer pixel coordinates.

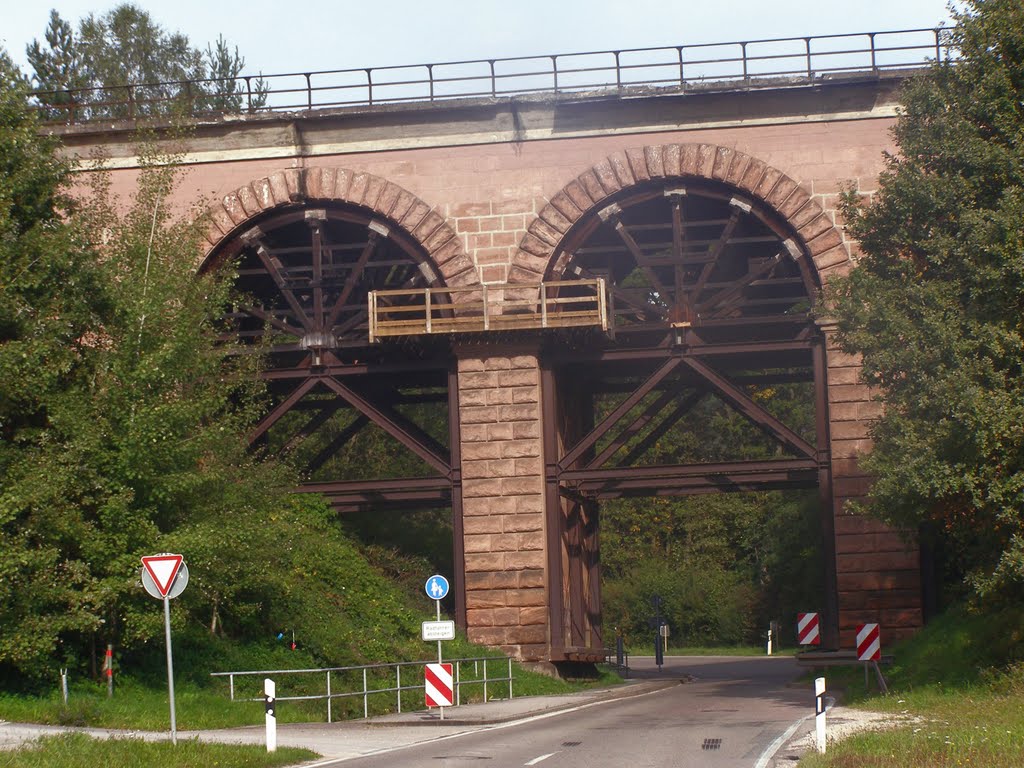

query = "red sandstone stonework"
[
  {"left": 458, "top": 352, "right": 549, "bottom": 659},
  {"left": 74, "top": 94, "right": 919, "bottom": 658}
]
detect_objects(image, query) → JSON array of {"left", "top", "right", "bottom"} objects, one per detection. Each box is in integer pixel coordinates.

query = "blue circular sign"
[{"left": 425, "top": 574, "right": 450, "bottom": 601}]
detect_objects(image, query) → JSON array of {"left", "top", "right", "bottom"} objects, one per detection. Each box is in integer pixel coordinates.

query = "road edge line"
[{"left": 754, "top": 713, "right": 812, "bottom": 768}]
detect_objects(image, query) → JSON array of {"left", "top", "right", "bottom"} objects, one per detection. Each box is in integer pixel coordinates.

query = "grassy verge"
[
  {"left": 0, "top": 657, "right": 622, "bottom": 731},
  {"left": 0, "top": 733, "right": 316, "bottom": 768},
  {"left": 798, "top": 607, "right": 1024, "bottom": 767}
]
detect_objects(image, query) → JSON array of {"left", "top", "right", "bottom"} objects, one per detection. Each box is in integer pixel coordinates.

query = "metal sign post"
[
  {"left": 651, "top": 594, "right": 664, "bottom": 670},
  {"left": 163, "top": 595, "right": 177, "bottom": 744},
  {"left": 424, "top": 575, "right": 450, "bottom": 720},
  {"left": 141, "top": 553, "right": 188, "bottom": 746}
]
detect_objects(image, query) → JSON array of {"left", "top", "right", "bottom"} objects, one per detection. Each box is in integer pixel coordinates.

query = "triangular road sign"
[{"left": 141, "top": 554, "right": 184, "bottom": 597}]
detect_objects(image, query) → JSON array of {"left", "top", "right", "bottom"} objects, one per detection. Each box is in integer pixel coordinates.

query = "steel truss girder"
[
  {"left": 561, "top": 458, "right": 819, "bottom": 498},
  {"left": 318, "top": 376, "right": 451, "bottom": 476},
  {"left": 247, "top": 374, "right": 451, "bottom": 478},
  {"left": 296, "top": 476, "right": 452, "bottom": 512},
  {"left": 553, "top": 348, "right": 816, "bottom": 479}
]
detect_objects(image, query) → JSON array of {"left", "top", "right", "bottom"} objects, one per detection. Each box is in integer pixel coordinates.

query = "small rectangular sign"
[{"left": 421, "top": 620, "right": 456, "bottom": 641}]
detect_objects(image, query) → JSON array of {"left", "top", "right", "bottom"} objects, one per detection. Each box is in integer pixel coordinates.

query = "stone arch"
[
  {"left": 510, "top": 143, "right": 849, "bottom": 286},
  {"left": 199, "top": 166, "right": 478, "bottom": 287}
]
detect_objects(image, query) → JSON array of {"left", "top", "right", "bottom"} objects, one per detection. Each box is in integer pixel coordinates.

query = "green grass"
[
  {"left": 0, "top": 658, "right": 622, "bottom": 731},
  {"left": 798, "top": 606, "right": 1024, "bottom": 767},
  {"left": 0, "top": 733, "right": 317, "bottom": 768}
]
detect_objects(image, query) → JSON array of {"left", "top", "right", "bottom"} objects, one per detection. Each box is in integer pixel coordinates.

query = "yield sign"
[{"left": 141, "top": 554, "right": 184, "bottom": 597}]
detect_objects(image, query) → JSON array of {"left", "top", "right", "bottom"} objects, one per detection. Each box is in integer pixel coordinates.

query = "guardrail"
[
  {"left": 368, "top": 278, "right": 607, "bottom": 341},
  {"left": 210, "top": 656, "right": 513, "bottom": 723},
  {"left": 604, "top": 648, "right": 631, "bottom": 678},
  {"left": 31, "top": 27, "right": 951, "bottom": 124}
]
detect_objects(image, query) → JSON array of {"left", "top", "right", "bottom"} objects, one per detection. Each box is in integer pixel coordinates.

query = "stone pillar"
[
  {"left": 824, "top": 329, "right": 923, "bottom": 646},
  {"left": 456, "top": 350, "right": 550, "bottom": 660}
]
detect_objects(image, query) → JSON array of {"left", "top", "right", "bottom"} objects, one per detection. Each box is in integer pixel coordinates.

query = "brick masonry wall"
[
  {"left": 83, "top": 102, "right": 922, "bottom": 651},
  {"left": 457, "top": 352, "right": 550, "bottom": 660},
  {"left": 824, "top": 327, "right": 922, "bottom": 646},
  {"left": 118, "top": 116, "right": 897, "bottom": 289}
]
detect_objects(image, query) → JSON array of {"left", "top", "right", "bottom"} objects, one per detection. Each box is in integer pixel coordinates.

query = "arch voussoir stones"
[
  {"left": 513, "top": 143, "right": 849, "bottom": 284},
  {"left": 200, "top": 167, "right": 476, "bottom": 287}
]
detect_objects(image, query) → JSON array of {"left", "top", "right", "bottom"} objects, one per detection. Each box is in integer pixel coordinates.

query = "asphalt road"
[
  {"left": 0, "top": 655, "right": 815, "bottom": 766},
  {"left": 310, "top": 656, "right": 812, "bottom": 768}
]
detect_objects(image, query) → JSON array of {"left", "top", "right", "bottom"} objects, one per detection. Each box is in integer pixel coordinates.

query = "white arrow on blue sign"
[{"left": 425, "top": 574, "right": 450, "bottom": 601}]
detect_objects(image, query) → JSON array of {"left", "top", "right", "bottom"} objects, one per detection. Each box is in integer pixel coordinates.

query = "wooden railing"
[{"left": 368, "top": 279, "right": 607, "bottom": 341}]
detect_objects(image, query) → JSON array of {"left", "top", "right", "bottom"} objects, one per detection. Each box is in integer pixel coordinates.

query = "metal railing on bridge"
[{"left": 31, "top": 28, "right": 952, "bottom": 124}]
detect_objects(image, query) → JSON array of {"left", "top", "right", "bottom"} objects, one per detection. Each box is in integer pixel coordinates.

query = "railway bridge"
[{"left": 46, "top": 29, "right": 943, "bottom": 662}]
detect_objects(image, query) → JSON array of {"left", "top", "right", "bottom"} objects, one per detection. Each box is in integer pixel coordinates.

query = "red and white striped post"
[
  {"left": 425, "top": 663, "right": 454, "bottom": 714},
  {"left": 856, "top": 623, "right": 888, "bottom": 693},
  {"left": 797, "top": 613, "right": 821, "bottom": 646},
  {"left": 856, "top": 623, "right": 881, "bottom": 661}
]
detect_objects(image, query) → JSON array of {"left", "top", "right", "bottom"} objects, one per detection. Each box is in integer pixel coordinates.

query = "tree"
[
  {"left": 27, "top": 5, "right": 266, "bottom": 121},
  {"left": 828, "top": 0, "right": 1024, "bottom": 601},
  {"left": 0, "top": 55, "right": 286, "bottom": 679},
  {"left": 0, "top": 48, "right": 113, "bottom": 677},
  {"left": 1, "top": 47, "right": 438, "bottom": 686}
]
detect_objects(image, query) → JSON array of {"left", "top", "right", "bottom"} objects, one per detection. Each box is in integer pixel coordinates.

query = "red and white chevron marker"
[
  {"left": 424, "top": 662, "right": 454, "bottom": 708},
  {"left": 856, "top": 623, "right": 881, "bottom": 661},
  {"left": 797, "top": 613, "right": 821, "bottom": 646}
]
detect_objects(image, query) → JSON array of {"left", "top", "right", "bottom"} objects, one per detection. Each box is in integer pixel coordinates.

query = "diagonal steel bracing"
[
  {"left": 680, "top": 356, "right": 817, "bottom": 459},
  {"left": 557, "top": 357, "right": 682, "bottom": 472},
  {"left": 585, "top": 385, "right": 684, "bottom": 469},
  {"left": 617, "top": 390, "right": 705, "bottom": 467},
  {"left": 307, "top": 414, "right": 370, "bottom": 473},
  {"left": 248, "top": 377, "right": 320, "bottom": 444},
  {"left": 319, "top": 376, "right": 451, "bottom": 475}
]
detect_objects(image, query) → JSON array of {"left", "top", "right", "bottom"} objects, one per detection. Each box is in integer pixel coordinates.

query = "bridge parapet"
[{"left": 31, "top": 28, "right": 947, "bottom": 125}]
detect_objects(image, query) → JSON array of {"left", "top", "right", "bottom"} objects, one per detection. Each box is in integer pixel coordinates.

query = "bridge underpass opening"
[
  {"left": 538, "top": 179, "right": 838, "bottom": 660},
  {"left": 203, "top": 201, "right": 466, "bottom": 623},
  {"left": 199, "top": 174, "right": 845, "bottom": 664}
]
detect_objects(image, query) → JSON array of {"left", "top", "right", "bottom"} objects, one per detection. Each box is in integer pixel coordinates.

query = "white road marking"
[
  {"left": 301, "top": 685, "right": 674, "bottom": 765},
  {"left": 525, "top": 752, "right": 560, "bottom": 765},
  {"left": 753, "top": 713, "right": 811, "bottom": 768}
]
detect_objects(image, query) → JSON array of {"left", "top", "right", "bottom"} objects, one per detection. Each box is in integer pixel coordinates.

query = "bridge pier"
[{"left": 457, "top": 350, "right": 552, "bottom": 660}]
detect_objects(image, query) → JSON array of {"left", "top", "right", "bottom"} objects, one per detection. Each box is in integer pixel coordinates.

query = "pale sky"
[{"left": 3, "top": 1, "right": 956, "bottom": 81}]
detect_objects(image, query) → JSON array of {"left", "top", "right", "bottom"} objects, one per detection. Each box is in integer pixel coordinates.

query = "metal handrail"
[
  {"left": 31, "top": 27, "right": 952, "bottom": 124},
  {"left": 210, "top": 655, "right": 513, "bottom": 723}
]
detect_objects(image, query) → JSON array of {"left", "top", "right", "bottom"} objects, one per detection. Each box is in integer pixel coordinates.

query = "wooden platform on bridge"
[{"left": 368, "top": 279, "right": 607, "bottom": 340}]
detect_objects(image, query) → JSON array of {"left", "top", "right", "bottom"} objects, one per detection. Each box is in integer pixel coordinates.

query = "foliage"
[
  {"left": 0, "top": 69, "right": 422, "bottom": 684},
  {"left": 0, "top": 49, "right": 110, "bottom": 681},
  {"left": 798, "top": 605, "right": 1024, "bottom": 767},
  {"left": 592, "top": 363, "right": 823, "bottom": 646},
  {"left": 601, "top": 490, "right": 822, "bottom": 646},
  {"left": 26, "top": 4, "right": 267, "bottom": 120},
  {"left": 603, "top": 556, "right": 756, "bottom": 647},
  {"left": 827, "top": 0, "right": 1024, "bottom": 602},
  {"left": 0, "top": 733, "right": 317, "bottom": 768}
]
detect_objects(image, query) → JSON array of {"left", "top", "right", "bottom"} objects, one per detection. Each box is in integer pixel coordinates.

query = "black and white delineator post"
[
  {"left": 814, "top": 676, "right": 827, "bottom": 753},
  {"left": 140, "top": 553, "right": 188, "bottom": 746},
  {"left": 264, "top": 678, "right": 277, "bottom": 753}
]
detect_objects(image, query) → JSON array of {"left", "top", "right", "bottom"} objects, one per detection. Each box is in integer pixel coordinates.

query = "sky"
[{"left": 2, "top": 0, "right": 956, "bottom": 81}]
